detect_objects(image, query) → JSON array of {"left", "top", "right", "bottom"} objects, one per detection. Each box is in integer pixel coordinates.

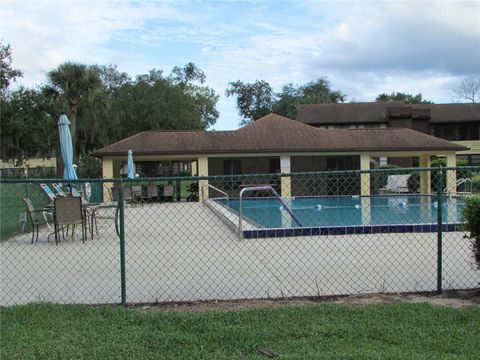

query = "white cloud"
[{"left": 1, "top": 0, "right": 478, "bottom": 130}]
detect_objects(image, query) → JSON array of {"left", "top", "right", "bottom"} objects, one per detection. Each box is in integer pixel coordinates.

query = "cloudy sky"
[{"left": 1, "top": 0, "right": 479, "bottom": 129}]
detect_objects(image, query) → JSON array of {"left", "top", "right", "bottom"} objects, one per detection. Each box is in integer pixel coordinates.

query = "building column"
[
  {"left": 419, "top": 155, "right": 431, "bottom": 195},
  {"left": 280, "top": 156, "right": 291, "bottom": 198},
  {"left": 446, "top": 153, "right": 457, "bottom": 195},
  {"left": 360, "top": 154, "right": 370, "bottom": 196},
  {"left": 102, "top": 158, "right": 114, "bottom": 202},
  {"left": 197, "top": 156, "right": 209, "bottom": 202}
]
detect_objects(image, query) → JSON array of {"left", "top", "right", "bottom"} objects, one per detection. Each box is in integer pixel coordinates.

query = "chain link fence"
[{"left": 1, "top": 166, "right": 479, "bottom": 306}]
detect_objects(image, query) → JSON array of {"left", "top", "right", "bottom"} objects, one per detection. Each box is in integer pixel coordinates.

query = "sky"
[{"left": 1, "top": 0, "right": 479, "bottom": 130}]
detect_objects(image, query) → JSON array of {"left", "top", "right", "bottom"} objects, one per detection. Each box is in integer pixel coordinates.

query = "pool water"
[{"left": 220, "top": 195, "right": 464, "bottom": 229}]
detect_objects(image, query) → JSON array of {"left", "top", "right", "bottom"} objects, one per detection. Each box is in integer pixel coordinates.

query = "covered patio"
[{"left": 94, "top": 114, "right": 467, "bottom": 201}]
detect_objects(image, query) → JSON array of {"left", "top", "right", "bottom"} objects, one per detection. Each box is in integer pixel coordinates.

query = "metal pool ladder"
[{"left": 238, "top": 186, "right": 302, "bottom": 240}]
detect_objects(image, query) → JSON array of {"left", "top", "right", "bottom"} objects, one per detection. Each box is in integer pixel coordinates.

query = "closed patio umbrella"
[
  {"left": 127, "top": 149, "right": 134, "bottom": 179},
  {"left": 58, "top": 114, "right": 78, "bottom": 180}
]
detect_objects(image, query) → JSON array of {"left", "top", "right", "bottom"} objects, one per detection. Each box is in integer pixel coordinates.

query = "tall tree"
[
  {"left": 43, "top": 62, "right": 103, "bottom": 163},
  {"left": 110, "top": 64, "right": 218, "bottom": 138},
  {"left": 0, "top": 42, "right": 23, "bottom": 97},
  {"left": 453, "top": 75, "right": 480, "bottom": 103},
  {"left": 225, "top": 80, "right": 274, "bottom": 125},
  {"left": 300, "top": 78, "right": 346, "bottom": 104},
  {"left": 0, "top": 87, "right": 56, "bottom": 161},
  {"left": 375, "top": 92, "right": 433, "bottom": 104},
  {"left": 227, "top": 77, "right": 346, "bottom": 123}
]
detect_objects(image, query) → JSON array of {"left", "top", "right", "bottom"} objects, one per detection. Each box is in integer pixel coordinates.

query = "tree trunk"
[
  {"left": 56, "top": 143, "right": 64, "bottom": 178},
  {"left": 68, "top": 102, "right": 78, "bottom": 164}
]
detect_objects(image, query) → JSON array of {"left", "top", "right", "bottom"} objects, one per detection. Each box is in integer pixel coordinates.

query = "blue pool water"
[{"left": 219, "top": 195, "right": 464, "bottom": 230}]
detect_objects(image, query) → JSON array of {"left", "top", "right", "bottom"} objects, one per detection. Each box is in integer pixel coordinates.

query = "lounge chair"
[
  {"left": 380, "top": 175, "right": 410, "bottom": 194},
  {"left": 40, "top": 183, "right": 57, "bottom": 203},
  {"left": 52, "top": 183, "right": 68, "bottom": 197}
]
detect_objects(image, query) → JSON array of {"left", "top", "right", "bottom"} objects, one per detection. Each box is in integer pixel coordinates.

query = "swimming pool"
[{"left": 215, "top": 195, "right": 465, "bottom": 238}]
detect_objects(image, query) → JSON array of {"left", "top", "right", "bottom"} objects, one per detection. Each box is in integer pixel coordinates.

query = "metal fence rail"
[{"left": 1, "top": 166, "right": 479, "bottom": 306}]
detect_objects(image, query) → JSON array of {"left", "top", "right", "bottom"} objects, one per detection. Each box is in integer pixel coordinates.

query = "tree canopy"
[
  {"left": 0, "top": 42, "right": 22, "bottom": 97},
  {"left": 0, "top": 48, "right": 219, "bottom": 167},
  {"left": 375, "top": 92, "right": 433, "bottom": 104},
  {"left": 226, "top": 77, "right": 346, "bottom": 124}
]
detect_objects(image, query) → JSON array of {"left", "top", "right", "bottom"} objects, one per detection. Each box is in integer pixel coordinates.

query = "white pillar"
[
  {"left": 360, "top": 154, "right": 370, "bottom": 196},
  {"left": 280, "top": 156, "right": 291, "bottom": 198},
  {"left": 446, "top": 153, "right": 457, "bottom": 195},
  {"left": 197, "top": 156, "right": 209, "bottom": 202},
  {"left": 419, "top": 155, "right": 431, "bottom": 195}
]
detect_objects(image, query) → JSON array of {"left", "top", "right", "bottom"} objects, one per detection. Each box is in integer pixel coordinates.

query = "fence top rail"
[{"left": 1, "top": 166, "right": 479, "bottom": 185}]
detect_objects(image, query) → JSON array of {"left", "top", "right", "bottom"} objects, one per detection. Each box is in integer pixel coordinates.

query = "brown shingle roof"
[
  {"left": 296, "top": 102, "right": 402, "bottom": 124},
  {"left": 93, "top": 113, "right": 467, "bottom": 157},
  {"left": 426, "top": 103, "right": 480, "bottom": 123},
  {"left": 296, "top": 102, "right": 480, "bottom": 125}
]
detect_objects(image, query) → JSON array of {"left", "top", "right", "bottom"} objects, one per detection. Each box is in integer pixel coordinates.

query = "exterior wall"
[
  {"left": 0, "top": 157, "right": 57, "bottom": 169},
  {"left": 208, "top": 157, "right": 274, "bottom": 176},
  {"left": 454, "top": 140, "right": 480, "bottom": 155},
  {"left": 388, "top": 118, "right": 412, "bottom": 129},
  {"left": 291, "top": 156, "right": 328, "bottom": 172},
  {"left": 411, "top": 119, "right": 430, "bottom": 134}
]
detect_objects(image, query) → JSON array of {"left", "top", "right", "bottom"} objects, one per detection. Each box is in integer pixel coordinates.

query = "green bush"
[
  {"left": 460, "top": 195, "right": 480, "bottom": 270},
  {"left": 472, "top": 175, "right": 480, "bottom": 193},
  {"left": 407, "top": 172, "right": 420, "bottom": 193},
  {"left": 77, "top": 157, "right": 102, "bottom": 178},
  {"left": 407, "top": 158, "right": 471, "bottom": 193}
]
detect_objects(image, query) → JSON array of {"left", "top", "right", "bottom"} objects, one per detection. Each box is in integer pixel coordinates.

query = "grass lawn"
[
  {"left": 1, "top": 303, "right": 479, "bottom": 359},
  {"left": 0, "top": 183, "right": 50, "bottom": 239}
]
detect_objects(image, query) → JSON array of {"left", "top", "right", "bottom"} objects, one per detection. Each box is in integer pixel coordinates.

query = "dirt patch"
[{"left": 132, "top": 289, "right": 480, "bottom": 313}]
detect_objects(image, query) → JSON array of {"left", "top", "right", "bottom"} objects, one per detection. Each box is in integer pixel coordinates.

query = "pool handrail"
[
  {"left": 445, "top": 178, "right": 472, "bottom": 195},
  {"left": 206, "top": 184, "right": 229, "bottom": 201},
  {"left": 238, "top": 186, "right": 302, "bottom": 240}
]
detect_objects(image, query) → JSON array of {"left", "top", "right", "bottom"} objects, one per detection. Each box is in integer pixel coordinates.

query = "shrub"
[
  {"left": 77, "top": 157, "right": 102, "bottom": 178},
  {"left": 472, "top": 175, "right": 480, "bottom": 193},
  {"left": 407, "top": 172, "right": 420, "bottom": 193},
  {"left": 407, "top": 159, "right": 471, "bottom": 193},
  {"left": 460, "top": 195, "right": 480, "bottom": 269}
]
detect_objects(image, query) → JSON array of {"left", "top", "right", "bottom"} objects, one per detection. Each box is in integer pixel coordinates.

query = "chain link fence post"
[
  {"left": 118, "top": 184, "right": 127, "bottom": 305},
  {"left": 436, "top": 167, "right": 443, "bottom": 294}
]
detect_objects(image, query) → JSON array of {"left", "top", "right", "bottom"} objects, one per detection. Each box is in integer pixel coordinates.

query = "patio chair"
[
  {"left": 132, "top": 186, "right": 144, "bottom": 207},
  {"left": 22, "top": 198, "right": 53, "bottom": 244},
  {"left": 163, "top": 185, "right": 174, "bottom": 202},
  {"left": 89, "top": 202, "right": 120, "bottom": 240},
  {"left": 123, "top": 186, "right": 133, "bottom": 204},
  {"left": 52, "top": 196, "right": 86, "bottom": 245},
  {"left": 146, "top": 185, "right": 159, "bottom": 203}
]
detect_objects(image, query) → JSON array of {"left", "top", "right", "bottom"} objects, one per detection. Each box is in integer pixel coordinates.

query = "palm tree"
[{"left": 44, "top": 62, "right": 102, "bottom": 163}]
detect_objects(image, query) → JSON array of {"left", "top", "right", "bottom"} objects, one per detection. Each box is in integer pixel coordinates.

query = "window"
[
  {"left": 223, "top": 159, "right": 241, "bottom": 175},
  {"left": 269, "top": 158, "right": 280, "bottom": 173},
  {"left": 458, "top": 154, "right": 480, "bottom": 166},
  {"left": 433, "top": 123, "right": 480, "bottom": 141}
]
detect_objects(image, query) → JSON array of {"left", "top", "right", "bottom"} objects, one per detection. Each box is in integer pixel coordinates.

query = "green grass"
[
  {"left": 1, "top": 303, "right": 479, "bottom": 359},
  {"left": 0, "top": 183, "right": 50, "bottom": 239}
]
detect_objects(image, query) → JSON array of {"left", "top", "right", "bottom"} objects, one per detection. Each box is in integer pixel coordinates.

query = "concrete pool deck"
[{"left": 1, "top": 202, "right": 478, "bottom": 306}]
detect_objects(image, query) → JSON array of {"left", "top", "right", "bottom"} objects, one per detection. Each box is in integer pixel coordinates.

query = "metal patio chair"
[
  {"left": 52, "top": 196, "right": 86, "bottom": 245},
  {"left": 22, "top": 198, "right": 53, "bottom": 244},
  {"left": 163, "top": 184, "right": 174, "bottom": 202},
  {"left": 131, "top": 186, "right": 144, "bottom": 207}
]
